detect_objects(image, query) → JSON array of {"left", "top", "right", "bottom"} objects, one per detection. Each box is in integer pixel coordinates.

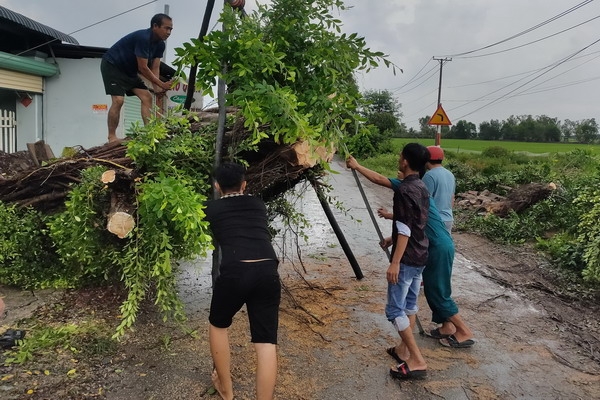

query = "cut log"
[
  {"left": 291, "top": 140, "right": 335, "bottom": 168},
  {"left": 101, "top": 169, "right": 136, "bottom": 186},
  {"left": 101, "top": 170, "right": 116, "bottom": 184},
  {"left": 107, "top": 211, "right": 135, "bottom": 239},
  {"left": 103, "top": 169, "right": 137, "bottom": 238}
]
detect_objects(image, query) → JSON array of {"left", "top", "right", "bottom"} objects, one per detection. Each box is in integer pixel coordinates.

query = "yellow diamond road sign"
[{"left": 428, "top": 104, "right": 452, "bottom": 126}]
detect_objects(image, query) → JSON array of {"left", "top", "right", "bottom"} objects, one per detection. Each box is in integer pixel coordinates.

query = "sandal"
[
  {"left": 439, "top": 334, "right": 475, "bottom": 348},
  {"left": 386, "top": 347, "right": 405, "bottom": 364},
  {"left": 425, "top": 328, "right": 450, "bottom": 339},
  {"left": 389, "top": 362, "right": 427, "bottom": 380},
  {"left": 0, "top": 329, "right": 26, "bottom": 349}
]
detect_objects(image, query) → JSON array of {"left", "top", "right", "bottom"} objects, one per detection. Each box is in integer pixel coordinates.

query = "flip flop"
[
  {"left": 439, "top": 334, "right": 474, "bottom": 348},
  {"left": 425, "top": 328, "right": 450, "bottom": 339},
  {"left": 389, "top": 362, "right": 427, "bottom": 380},
  {"left": 0, "top": 329, "right": 26, "bottom": 349},
  {"left": 386, "top": 347, "right": 405, "bottom": 364}
]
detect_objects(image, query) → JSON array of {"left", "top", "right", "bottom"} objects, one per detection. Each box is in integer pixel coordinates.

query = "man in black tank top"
[{"left": 204, "top": 163, "right": 280, "bottom": 400}]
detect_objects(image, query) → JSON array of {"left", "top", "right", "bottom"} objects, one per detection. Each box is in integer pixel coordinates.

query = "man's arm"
[
  {"left": 346, "top": 156, "right": 392, "bottom": 188},
  {"left": 136, "top": 57, "right": 172, "bottom": 91},
  {"left": 387, "top": 234, "right": 408, "bottom": 284}
]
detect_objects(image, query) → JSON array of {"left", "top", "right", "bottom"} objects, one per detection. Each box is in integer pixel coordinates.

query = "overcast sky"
[{"left": 2, "top": 0, "right": 599, "bottom": 130}]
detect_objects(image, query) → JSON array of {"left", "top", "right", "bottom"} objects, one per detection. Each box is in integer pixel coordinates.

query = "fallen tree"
[
  {"left": 0, "top": 109, "right": 325, "bottom": 214},
  {"left": 0, "top": 0, "right": 395, "bottom": 337}
]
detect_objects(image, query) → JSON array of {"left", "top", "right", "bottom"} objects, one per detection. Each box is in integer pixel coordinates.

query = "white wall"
[
  {"left": 15, "top": 93, "right": 42, "bottom": 151},
  {"left": 44, "top": 58, "right": 110, "bottom": 153}
]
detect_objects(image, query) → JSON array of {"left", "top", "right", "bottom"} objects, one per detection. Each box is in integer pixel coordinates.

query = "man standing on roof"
[
  {"left": 423, "top": 146, "right": 456, "bottom": 233},
  {"left": 100, "top": 13, "right": 174, "bottom": 143}
]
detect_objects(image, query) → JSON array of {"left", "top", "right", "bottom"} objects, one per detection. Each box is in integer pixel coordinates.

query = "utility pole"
[
  {"left": 432, "top": 57, "right": 451, "bottom": 146},
  {"left": 163, "top": 4, "right": 169, "bottom": 63}
]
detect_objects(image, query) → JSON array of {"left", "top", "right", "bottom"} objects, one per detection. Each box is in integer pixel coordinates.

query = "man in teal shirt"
[{"left": 423, "top": 146, "right": 455, "bottom": 233}]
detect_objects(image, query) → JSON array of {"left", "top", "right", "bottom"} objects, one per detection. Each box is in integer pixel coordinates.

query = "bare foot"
[
  {"left": 211, "top": 369, "right": 232, "bottom": 400},
  {"left": 397, "top": 343, "right": 410, "bottom": 361},
  {"left": 403, "top": 358, "right": 427, "bottom": 374},
  {"left": 440, "top": 321, "right": 456, "bottom": 336}
]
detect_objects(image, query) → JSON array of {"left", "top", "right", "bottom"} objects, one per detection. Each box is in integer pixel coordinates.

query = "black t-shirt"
[
  {"left": 103, "top": 28, "right": 166, "bottom": 77},
  {"left": 204, "top": 195, "right": 277, "bottom": 265}
]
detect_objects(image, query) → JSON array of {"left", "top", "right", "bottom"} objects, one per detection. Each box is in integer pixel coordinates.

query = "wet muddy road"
[{"left": 4, "top": 156, "right": 597, "bottom": 399}]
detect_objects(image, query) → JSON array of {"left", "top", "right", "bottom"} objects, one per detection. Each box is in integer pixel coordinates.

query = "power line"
[
  {"left": 440, "top": 0, "right": 595, "bottom": 58},
  {"left": 456, "top": 14, "right": 600, "bottom": 59},
  {"left": 403, "top": 88, "right": 438, "bottom": 104},
  {"left": 510, "top": 52, "right": 600, "bottom": 97},
  {"left": 17, "top": 0, "right": 158, "bottom": 56},
  {"left": 446, "top": 51, "right": 600, "bottom": 89},
  {"left": 392, "top": 64, "right": 439, "bottom": 95},
  {"left": 403, "top": 101, "right": 437, "bottom": 122},
  {"left": 511, "top": 75, "right": 600, "bottom": 96},
  {"left": 385, "top": 43, "right": 598, "bottom": 126},
  {"left": 454, "top": 36, "right": 600, "bottom": 120},
  {"left": 389, "top": 58, "right": 434, "bottom": 92},
  {"left": 400, "top": 49, "right": 598, "bottom": 127}
]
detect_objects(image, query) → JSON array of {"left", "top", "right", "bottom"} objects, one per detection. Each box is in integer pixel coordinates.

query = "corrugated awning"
[
  {"left": 0, "top": 51, "right": 59, "bottom": 77},
  {"left": 0, "top": 6, "right": 78, "bottom": 45}
]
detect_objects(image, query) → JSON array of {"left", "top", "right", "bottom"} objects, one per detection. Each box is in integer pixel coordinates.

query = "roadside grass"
[
  {"left": 2, "top": 322, "right": 116, "bottom": 365},
  {"left": 390, "top": 138, "right": 600, "bottom": 155},
  {"left": 361, "top": 153, "right": 398, "bottom": 178}
]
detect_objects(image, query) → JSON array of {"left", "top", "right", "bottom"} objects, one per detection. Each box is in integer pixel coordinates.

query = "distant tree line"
[
  {"left": 354, "top": 89, "right": 600, "bottom": 144},
  {"left": 412, "top": 115, "right": 599, "bottom": 144}
]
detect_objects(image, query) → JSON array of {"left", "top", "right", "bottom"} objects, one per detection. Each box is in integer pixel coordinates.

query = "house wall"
[
  {"left": 15, "top": 93, "right": 42, "bottom": 150},
  {"left": 44, "top": 58, "right": 112, "bottom": 153}
]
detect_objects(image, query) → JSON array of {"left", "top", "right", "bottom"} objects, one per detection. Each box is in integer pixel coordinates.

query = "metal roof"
[{"left": 0, "top": 6, "right": 79, "bottom": 45}]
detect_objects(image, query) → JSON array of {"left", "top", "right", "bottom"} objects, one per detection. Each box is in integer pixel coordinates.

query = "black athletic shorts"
[
  {"left": 209, "top": 259, "right": 281, "bottom": 344},
  {"left": 100, "top": 59, "right": 147, "bottom": 96}
]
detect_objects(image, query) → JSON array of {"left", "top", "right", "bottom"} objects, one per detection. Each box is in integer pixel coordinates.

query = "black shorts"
[
  {"left": 100, "top": 59, "right": 147, "bottom": 96},
  {"left": 209, "top": 260, "right": 281, "bottom": 344}
]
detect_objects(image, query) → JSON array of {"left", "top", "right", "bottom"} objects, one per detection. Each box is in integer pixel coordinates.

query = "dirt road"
[{"left": 1, "top": 157, "right": 599, "bottom": 399}]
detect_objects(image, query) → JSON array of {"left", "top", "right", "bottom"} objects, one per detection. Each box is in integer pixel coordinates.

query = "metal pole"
[
  {"left": 351, "top": 170, "right": 391, "bottom": 260},
  {"left": 211, "top": 3, "right": 230, "bottom": 285},
  {"left": 310, "top": 179, "right": 364, "bottom": 280},
  {"left": 184, "top": 0, "right": 216, "bottom": 110},
  {"left": 163, "top": 4, "right": 169, "bottom": 64},
  {"left": 432, "top": 57, "right": 451, "bottom": 146}
]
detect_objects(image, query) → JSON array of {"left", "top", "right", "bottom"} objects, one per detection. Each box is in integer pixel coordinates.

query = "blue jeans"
[{"left": 385, "top": 263, "right": 425, "bottom": 331}]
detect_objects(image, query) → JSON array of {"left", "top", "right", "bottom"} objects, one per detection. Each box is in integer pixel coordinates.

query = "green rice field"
[{"left": 390, "top": 138, "right": 600, "bottom": 155}]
